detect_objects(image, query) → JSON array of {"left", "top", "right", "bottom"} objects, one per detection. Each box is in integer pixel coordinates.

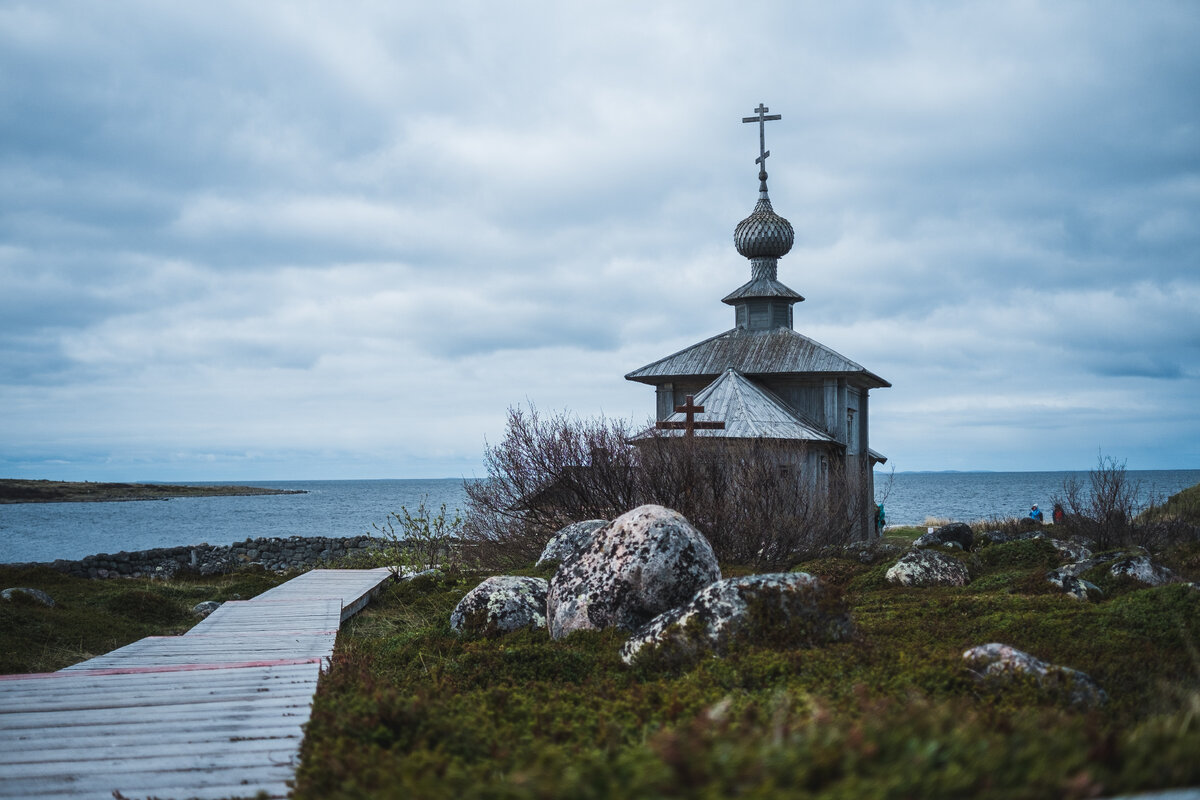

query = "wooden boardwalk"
[{"left": 0, "top": 568, "right": 393, "bottom": 800}]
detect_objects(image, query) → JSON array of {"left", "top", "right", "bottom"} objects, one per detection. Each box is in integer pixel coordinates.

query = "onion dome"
[{"left": 734, "top": 190, "right": 794, "bottom": 259}]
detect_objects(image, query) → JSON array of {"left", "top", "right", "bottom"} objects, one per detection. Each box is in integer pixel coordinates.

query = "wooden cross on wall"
[{"left": 656, "top": 395, "right": 726, "bottom": 437}]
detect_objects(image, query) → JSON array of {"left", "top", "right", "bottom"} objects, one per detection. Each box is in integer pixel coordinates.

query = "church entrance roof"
[{"left": 633, "top": 368, "right": 840, "bottom": 443}]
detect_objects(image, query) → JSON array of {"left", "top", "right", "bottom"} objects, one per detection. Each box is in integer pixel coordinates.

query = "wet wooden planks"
[{"left": 0, "top": 568, "right": 393, "bottom": 799}]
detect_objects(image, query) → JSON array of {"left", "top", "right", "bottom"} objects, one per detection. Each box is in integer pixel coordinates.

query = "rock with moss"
[
  {"left": 1047, "top": 539, "right": 1091, "bottom": 563},
  {"left": 914, "top": 522, "right": 973, "bottom": 551},
  {"left": 885, "top": 549, "right": 970, "bottom": 587},
  {"left": 823, "top": 539, "right": 909, "bottom": 564},
  {"left": 1045, "top": 570, "right": 1103, "bottom": 601},
  {"left": 963, "top": 642, "right": 1107, "bottom": 708},
  {"left": 1, "top": 587, "right": 55, "bottom": 607},
  {"left": 536, "top": 519, "right": 608, "bottom": 567},
  {"left": 620, "top": 572, "right": 853, "bottom": 665},
  {"left": 547, "top": 504, "right": 721, "bottom": 640},
  {"left": 450, "top": 576, "right": 549, "bottom": 636},
  {"left": 1109, "top": 555, "right": 1176, "bottom": 586},
  {"left": 979, "top": 530, "right": 1045, "bottom": 546}
]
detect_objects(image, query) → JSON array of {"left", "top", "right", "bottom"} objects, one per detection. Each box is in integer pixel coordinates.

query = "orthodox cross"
[
  {"left": 656, "top": 395, "right": 726, "bottom": 437},
  {"left": 742, "top": 103, "right": 781, "bottom": 174}
]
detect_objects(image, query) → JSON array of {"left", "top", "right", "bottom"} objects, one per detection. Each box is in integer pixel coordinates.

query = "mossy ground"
[
  {"left": 6, "top": 543, "right": 1198, "bottom": 798},
  {"left": 0, "top": 565, "right": 291, "bottom": 673},
  {"left": 292, "top": 544, "right": 1200, "bottom": 800}
]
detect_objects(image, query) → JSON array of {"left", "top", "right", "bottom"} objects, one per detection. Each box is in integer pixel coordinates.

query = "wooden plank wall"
[{"left": 0, "top": 568, "right": 393, "bottom": 800}]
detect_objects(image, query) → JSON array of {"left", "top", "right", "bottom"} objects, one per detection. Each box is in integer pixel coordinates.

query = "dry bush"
[
  {"left": 1054, "top": 453, "right": 1198, "bottom": 551},
  {"left": 461, "top": 406, "right": 871, "bottom": 570}
]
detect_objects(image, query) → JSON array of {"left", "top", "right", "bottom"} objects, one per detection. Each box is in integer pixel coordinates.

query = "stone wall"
[{"left": 19, "top": 535, "right": 379, "bottom": 579}]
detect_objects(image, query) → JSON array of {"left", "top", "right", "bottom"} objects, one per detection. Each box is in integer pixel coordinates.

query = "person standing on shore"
[
  {"left": 1052, "top": 503, "right": 1065, "bottom": 525},
  {"left": 1029, "top": 504, "right": 1044, "bottom": 524}
]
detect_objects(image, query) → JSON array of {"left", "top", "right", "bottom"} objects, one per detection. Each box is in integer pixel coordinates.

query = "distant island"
[{"left": 0, "top": 479, "right": 306, "bottom": 504}]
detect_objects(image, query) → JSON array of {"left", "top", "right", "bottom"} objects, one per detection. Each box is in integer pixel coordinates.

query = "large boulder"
[
  {"left": 620, "top": 572, "right": 853, "bottom": 665},
  {"left": 885, "top": 549, "right": 970, "bottom": 587},
  {"left": 547, "top": 505, "right": 721, "bottom": 640},
  {"left": 1046, "top": 570, "right": 1103, "bottom": 602},
  {"left": 962, "top": 643, "right": 1107, "bottom": 708},
  {"left": 450, "top": 576, "right": 549, "bottom": 636},
  {"left": 536, "top": 520, "right": 608, "bottom": 567},
  {"left": 914, "top": 523, "right": 974, "bottom": 551},
  {"left": 1109, "top": 555, "right": 1176, "bottom": 587},
  {"left": 1, "top": 587, "right": 55, "bottom": 607}
]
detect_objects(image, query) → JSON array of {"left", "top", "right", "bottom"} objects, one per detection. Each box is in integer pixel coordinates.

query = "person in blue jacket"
[{"left": 1029, "top": 504, "right": 1044, "bottom": 524}]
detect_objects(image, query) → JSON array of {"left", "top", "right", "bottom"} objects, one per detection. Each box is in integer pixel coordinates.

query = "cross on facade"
[
  {"left": 656, "top": 395, "right": 726, "bottom": 437},
  {"left": 742, "top": 103, "right": 781, "bottom": 172}
]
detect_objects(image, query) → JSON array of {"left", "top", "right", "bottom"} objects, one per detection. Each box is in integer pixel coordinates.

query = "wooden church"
[{"left": 625, "top": 105, "right": 890, "bottom": 539}]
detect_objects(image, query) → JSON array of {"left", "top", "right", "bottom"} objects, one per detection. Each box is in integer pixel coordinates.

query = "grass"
[
  {"left": 0, "top": 564, "right": 292, "bottom": 673},
  {"left": 6, "top": 533, "right": 1199, "bottom": 798},
  {"left": 290, "top": 541, "right": 1200, "bottom": 799}
]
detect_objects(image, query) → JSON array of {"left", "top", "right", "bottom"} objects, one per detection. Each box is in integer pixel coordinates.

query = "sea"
[{"left": 2, "top": 471, "right": 1199, "bottom": 565}]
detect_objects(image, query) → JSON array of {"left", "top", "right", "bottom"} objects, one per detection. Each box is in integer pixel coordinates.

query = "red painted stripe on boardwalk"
[
  {"left": 142, "top": 631, "right": 339, "bottom": 639},
  {"left": 0, "top": 657, "right": 322, "bottom": 681}
]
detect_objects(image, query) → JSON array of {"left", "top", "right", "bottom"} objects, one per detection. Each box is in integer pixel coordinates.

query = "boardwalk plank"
[{"left": 0, "top": 567, "right": 391, "bottom": 800}]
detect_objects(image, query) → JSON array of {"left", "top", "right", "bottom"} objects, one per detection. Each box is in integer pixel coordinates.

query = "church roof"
[
  {"left": 721, "top": 276, "right": 804, "bottom": 304},
  {"left": 633, "top": 368, "right": 840, "bottom": 442},
  {"left": 625, "top": 326, "right": 891, "bottom": 389}
]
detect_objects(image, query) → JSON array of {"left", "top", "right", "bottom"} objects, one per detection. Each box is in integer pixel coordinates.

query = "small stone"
[
  {"left": 450, "top": 576, "right": 549, "bottom": 636},
  {"left": 1, "top": 587, "right": 56, "bottom": 607},
  {"left": 1046, "top": 570, "right": 1103, "bottom": 602},
  {"left": 963, "top": 642, "right": 1106, "bottom": 708},
  {"left": 1109, "top": 555, "right": 1176, "bottom": 586},
  {"left": 914, "top": 522, "right": 974, "bottom": 551},
  {"left": 192, "top": 600, "right": 222, "bottom": 618},
  {"left": 885, "top": 549, "right": 970, "bottom": 587}
]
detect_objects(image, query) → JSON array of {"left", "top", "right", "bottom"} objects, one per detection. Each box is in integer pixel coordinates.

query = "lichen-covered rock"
[
  {"left": 536, "top": 520, "right": 608, "bottom": 567},
  {"left": 450, "top": 576, "right": 549, "bottom": 636},
  {"left": 1, "top": 587, "right": 55, "bottom": 607},
  {"left": 885, "top": 549, "right": 970, "bottom": 587},
  {"left": 963, "top": 642, "right": 1107, "bottom": 708},
  {"left": 1046, "top": 570, "right": 1103, "bottom": 601},
  {"left": 914, "top": 523, "right": 974, "bottom": 551},
  {"left": 1047, "top": 539, "right": 1091, "bottom": 564},
  {"left": 547, "top": 505, "right": 721, "bottom": 640},
  {"left": 191, "top": 600, "right": 222, "bottom": 618},
  {"left": 822, "top": 539, "right": 909, "bottom": 564},
  {"left": 620, "top": 572, "right": 852, "bottom": 665},
  {"left": 980, "top": 530, "right": 1046, "bottom": 546},
  {"left": 1109, "top": 555, "right": 1176, "bottom": 586}
]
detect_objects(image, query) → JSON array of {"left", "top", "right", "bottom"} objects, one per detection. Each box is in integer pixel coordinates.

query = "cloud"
[{"left": 1, "top": 1, "right": 1198, "bottom": 479}]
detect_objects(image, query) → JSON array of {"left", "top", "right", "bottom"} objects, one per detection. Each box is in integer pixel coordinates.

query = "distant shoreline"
[{"left": 0, "top": 479, "right": 306, "bottom": 504}]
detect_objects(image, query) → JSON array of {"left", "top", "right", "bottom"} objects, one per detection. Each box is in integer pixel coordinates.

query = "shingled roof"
[
  {"left": 633, "top": 368, "right": 841, "bottom": 442},
  {"left": 625, "top": 326, "right": 891, "bottom": 389}
]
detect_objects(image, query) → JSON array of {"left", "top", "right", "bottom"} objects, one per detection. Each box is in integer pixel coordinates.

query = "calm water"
[
  {"left": 2, "top": 471, "right": 1198, "bottom": 564},
  {"left": 877, "top": 469, "right": 1200, "bottom": 527}
]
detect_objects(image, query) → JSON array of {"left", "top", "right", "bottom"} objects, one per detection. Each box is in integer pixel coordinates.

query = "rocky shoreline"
[
  {"left": 0, "top": 479, "right": 306, "bottom": 504},
  {"left": 7, "top": 534, "right": 377, "bottom": 579}
]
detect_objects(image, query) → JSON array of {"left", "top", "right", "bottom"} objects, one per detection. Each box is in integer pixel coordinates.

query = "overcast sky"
[{"left": 2, "top": 1, "right": 1198, "bottom": 481}]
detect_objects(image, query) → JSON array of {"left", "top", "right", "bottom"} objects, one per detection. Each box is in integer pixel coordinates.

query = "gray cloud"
[{"left": 1, "top": 1, "right": 1197, "bottom": 479}]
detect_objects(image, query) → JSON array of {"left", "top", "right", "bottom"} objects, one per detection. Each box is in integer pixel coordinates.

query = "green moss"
[{"left": 287, "top": 557, "right": 1200, "bottom": 799}]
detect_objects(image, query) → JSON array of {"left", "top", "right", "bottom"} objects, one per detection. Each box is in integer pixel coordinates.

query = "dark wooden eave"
[{"left": 625, "top": 326, "right": 891, "bottom": 389}]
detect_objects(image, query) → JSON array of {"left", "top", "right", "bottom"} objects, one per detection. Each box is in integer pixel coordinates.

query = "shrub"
[
  {"left": 1056, "top": 455, "right": 1199, "bottom": 551},
  {"left": 461, "top": 406, "right": 870, "bottom": 570},
  {"left": 371, "top": 497, "right": 463, "bottom": 575}
]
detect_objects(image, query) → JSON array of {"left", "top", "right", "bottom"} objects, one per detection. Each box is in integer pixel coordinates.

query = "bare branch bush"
[
  {"left": 461, "top": 406, "right": 871, "bottom": 570},
  {"left": 1056, "top": 453, "right": 1151, "bottom": 550}
]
